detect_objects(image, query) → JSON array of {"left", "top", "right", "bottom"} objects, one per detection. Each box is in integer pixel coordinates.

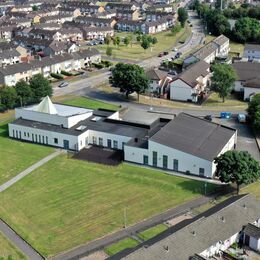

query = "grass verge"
[
  {"left": 104, "top": 238, "right": 139, "bottom": 256},
  {"left": 61, "top": 96, "right": 119, "bottom": 111},
  {"left": 0, "top": 231, "right": 27, "bottom": 259},
  {"left": 138, "top": 224, "right": 168, "bottom": 241}
]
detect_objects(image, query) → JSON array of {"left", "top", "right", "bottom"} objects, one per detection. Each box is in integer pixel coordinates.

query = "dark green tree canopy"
[
  {"left": 211, "top": 63, "right": 237, "bottom": 102},
  {"left": 178, "top": 8, "right": 188, "bottom": 27},
  {"left": 14, "top": 80, "right": 33, "bottom": 106},
  {"left": 29, "top": 74, "right": 52, "bottom": 102},
  {"left": 247, "top": 93, "right": 260, "bottom": 131},
  {"left": 0, "top": 86, "right": 17, "bottom": 109},
  {"left": 109, "top": 63, "right": 149, "bottom": 100},
  {"left": 106, "top": 46, "right": 113, "bottom": 57},
  {"left": 214, "top": 150, "right": 260, "bottom": 194}
]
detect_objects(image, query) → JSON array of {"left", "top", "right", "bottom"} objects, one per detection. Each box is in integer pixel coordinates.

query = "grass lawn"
[
  {"left": 138, "top": 224, "right": 168, "bottom": 241},
  {"left": 61, "top": 96, "right": 119, "bottom": 111},
  {"left": 96, "top": 25, "right": 191, "bottom": 61},
  {"left": 0, "top": 122, "right": 54, "bottom": 186},
  {"left": 0, "top": 231, "right": 27, "bottom": 259},
  {"left": 0, "top": 155, "right": 217, "bottom": 257},
  {"left": 104, "top": 237, "right": 139, "bottom": 256},
  {"left": 203, "top": 92, "right": 247, "bottom": 108}
]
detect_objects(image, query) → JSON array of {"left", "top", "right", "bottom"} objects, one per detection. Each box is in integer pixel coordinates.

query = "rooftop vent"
[
  {"left": 191, "top": 231, "right": 196, "bottom": 236},
  {"left": 76, "top": 125, "right": 87, "bottom": 131},
  {"left": 163, "top": 245, "right": 169, "bottom": 252},
  {"left": 91, "top": 116, "right": 102, "bottom": 122},
  {"left": 220, "top": 216, "right": 225, "bottom": 223}
]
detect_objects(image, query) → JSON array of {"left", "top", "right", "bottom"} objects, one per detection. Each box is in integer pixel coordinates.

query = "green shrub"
[
  {"left": 61, "top": 70, "right": 73, "bottom": 76},
  {"left": 50, "top": 73, "right": 63, "bottom": 80},
  {"left": 92, "top": 63, "right": 104, "bottom": 69},
  {"left": 101, "top": 60, "right": 113, "bottom": 67}
]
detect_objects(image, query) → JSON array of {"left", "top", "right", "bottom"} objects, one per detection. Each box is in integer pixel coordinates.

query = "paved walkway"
[
  {"left": 0, "top": 218, "right": 44, "bottom": 260},
  {"left": 0, "top": 149, "right": 63, "bottom": 193},
  {"left": 52, "top": 194, "right": 220, "bottom": 260}
]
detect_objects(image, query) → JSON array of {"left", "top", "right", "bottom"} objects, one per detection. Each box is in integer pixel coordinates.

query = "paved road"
[
  {"left": 0, "top": 149, "right": 63, "bottom": 193},
  {"left": 52, "top": 193, "right": 221, "bottom": 260},
  {"left": 0, "top": 219, "right": 44, "bottom": 260}
]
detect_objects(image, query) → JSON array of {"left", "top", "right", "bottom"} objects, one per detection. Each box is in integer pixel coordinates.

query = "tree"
[
  {"left": 32, "top": 5, "right": 38, "bottom": 11},
  {"left": 171, "top": 23, "right": 182, "bottom": 35},
  {"left": 214, "top": 151, "right": 260, "bottom": 194},
  {"left": 152, "top": 37, "right": 158, "bottom": 45},
  {"left": 233, "top": 17, "right": 260, "bottom": 43},
  {"left": 109, "top": 63, "right": 149, "bottom": 100},
  {"left": 14, "top": 80, "right": 33, "bottom": 106},
  {"left": 113, "top": 36, "right": 120, "bottom": 48},
  {"left": 123, "top": 36, "right": 130, "bottom": 47},
  {"left": 136, "top": 35, "right": 141, "bottom": 42},
  {"left": 141, "top": 39, "right": 150, "bottom": 51},
  {"left": 104, "top": 35, "right": 111, "bottom": 45},
  {"left": 247, "top": 93, "right": 260, "bottom": 131},
  {"left": 29, "top": 74, "right": 52, "bottom": 102},
  {"left": 106, "top": 46, "right": 113, "bottom": 57},
  {"left": 178, "top": 8, "right": 188, "bottom": 27},
  {"left": 0, "top": 86, "right": 17, "bottom": 110},
  {"left": 211, "top": 63, "right": 237, "bottom": 102}
]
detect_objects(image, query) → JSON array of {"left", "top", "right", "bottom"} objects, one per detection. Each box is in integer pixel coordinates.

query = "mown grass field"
[
  {"left": 104, "top": 237, "right": 139, "bottom": 256},
  {"left": 96, "top": 25, "right": 191, "bottom": 61},
  {"left": 0, "top": 122, "right": 54, "bottom": 186},
  {"left": 0, "top": 231, "right": 27, "bottom": 259},
  {"left": 61, "top": 96, "right": 119, "bottom": 111},
  {"left": 0, "top": 155, "right": 216, "bottom": 257}
]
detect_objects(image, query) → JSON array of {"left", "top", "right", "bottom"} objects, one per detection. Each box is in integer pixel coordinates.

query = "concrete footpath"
[
  {"left": 52, "top": 194, "right": 219, "bottom": 260},
  {"left": 0, "top": 149, "right": 63, "bottom": 193},
  {"left": 0, "top": 218, "right": 44, "bottom": 260}
]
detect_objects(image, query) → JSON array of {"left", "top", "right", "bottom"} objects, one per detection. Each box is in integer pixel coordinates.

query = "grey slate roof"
[
  {"left": 172, "top": 60, "right": 210, "bottom": 88},
  {"left": 0, "top": 49, "right": 20, "bottom": 59},
  {"left": 244, "top": 43, "right": 260, "bottom": 52},
  {"left": 150, "top": 113, "right": 236, "bottom": 161},
  {"left": 244, "top": 223, "right": 260, "bottom": 239},
  {"left": 232, "top": 62, "right": 260, "bottom": 82},
  {"left": 114, "top": 194, "right": 260, "bottom": 260},
  {"left": 146, "top": 69, "right": 168, "bottom": 81}
]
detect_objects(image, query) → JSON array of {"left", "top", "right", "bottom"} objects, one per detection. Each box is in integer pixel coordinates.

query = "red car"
[{"left": 158, "top": 53, "right": 163, "bottom": 57}]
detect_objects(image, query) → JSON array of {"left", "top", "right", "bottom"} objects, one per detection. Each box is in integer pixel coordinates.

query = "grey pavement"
[
  {"left": 0, "top": 218, "right": 44, "bottom": 260},
  {"left": 52, "top": 194, "right": 222, "bottom": 260},
  {"left": 0, "top": 149, "right": 63, "bottom": 193}
]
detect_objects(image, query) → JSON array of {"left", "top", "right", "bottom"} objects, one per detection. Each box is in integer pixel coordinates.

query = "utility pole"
[{"left": 124, "top": 208, "right": 127, "bottom": 228}]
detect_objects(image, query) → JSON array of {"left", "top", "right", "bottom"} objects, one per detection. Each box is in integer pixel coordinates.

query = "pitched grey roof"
[
  {"left": 150, "top": 113, "right": 236, "bottom": 161},
  {"left": 232, "top": 62, "right": 260, "bottom": 81},
  {"left": 114, "top": 194, "right": 260, "bottom": 260},
  {"left": 244, "top": 43, "right": 260, "bottom": 52},
  {"left": 244, "top": 223, "right": 260, "bottom": 239},
  {"left": 0, "top": 49, "right": 20, "bottom": 59},
  {"left": 147, "top": 69, "right": 168, "bottom": 80},
  {"left": 213, "top": 34, "right": 229, "bottom": 46},
  {"left": 171, "top": 60, "right": 210, "bottom": 88}
]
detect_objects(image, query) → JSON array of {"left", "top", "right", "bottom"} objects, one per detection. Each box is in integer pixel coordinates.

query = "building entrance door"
[{"left": 63, "top": 140, "right": 69, "bottom": 149}]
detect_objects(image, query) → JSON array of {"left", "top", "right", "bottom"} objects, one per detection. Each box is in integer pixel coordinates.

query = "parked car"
[
  {"left": 158, "top": 53, "right": 164, "bottom": 57},
  {"left": 163, "top": 51, "right": 169, "bottom": 55},
  {"left": 168, "top": 70, "right": 177, "bottom": 76},
  {"left": 237, "top": 114, "right": 246, "bottom": 123},
  {"left": 204, "top": 115, "right": 213, "bottom": 121},
  {"left": 58, "top": 81, "right": 69, "bottom": 88},
  {"left": 173, "top": 47, "right": 178, "bottom": 51}
]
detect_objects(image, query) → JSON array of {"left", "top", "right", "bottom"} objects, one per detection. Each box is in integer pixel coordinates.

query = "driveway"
[{"left": 213, "top": 118, "right": 260, "bottom": 161}]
